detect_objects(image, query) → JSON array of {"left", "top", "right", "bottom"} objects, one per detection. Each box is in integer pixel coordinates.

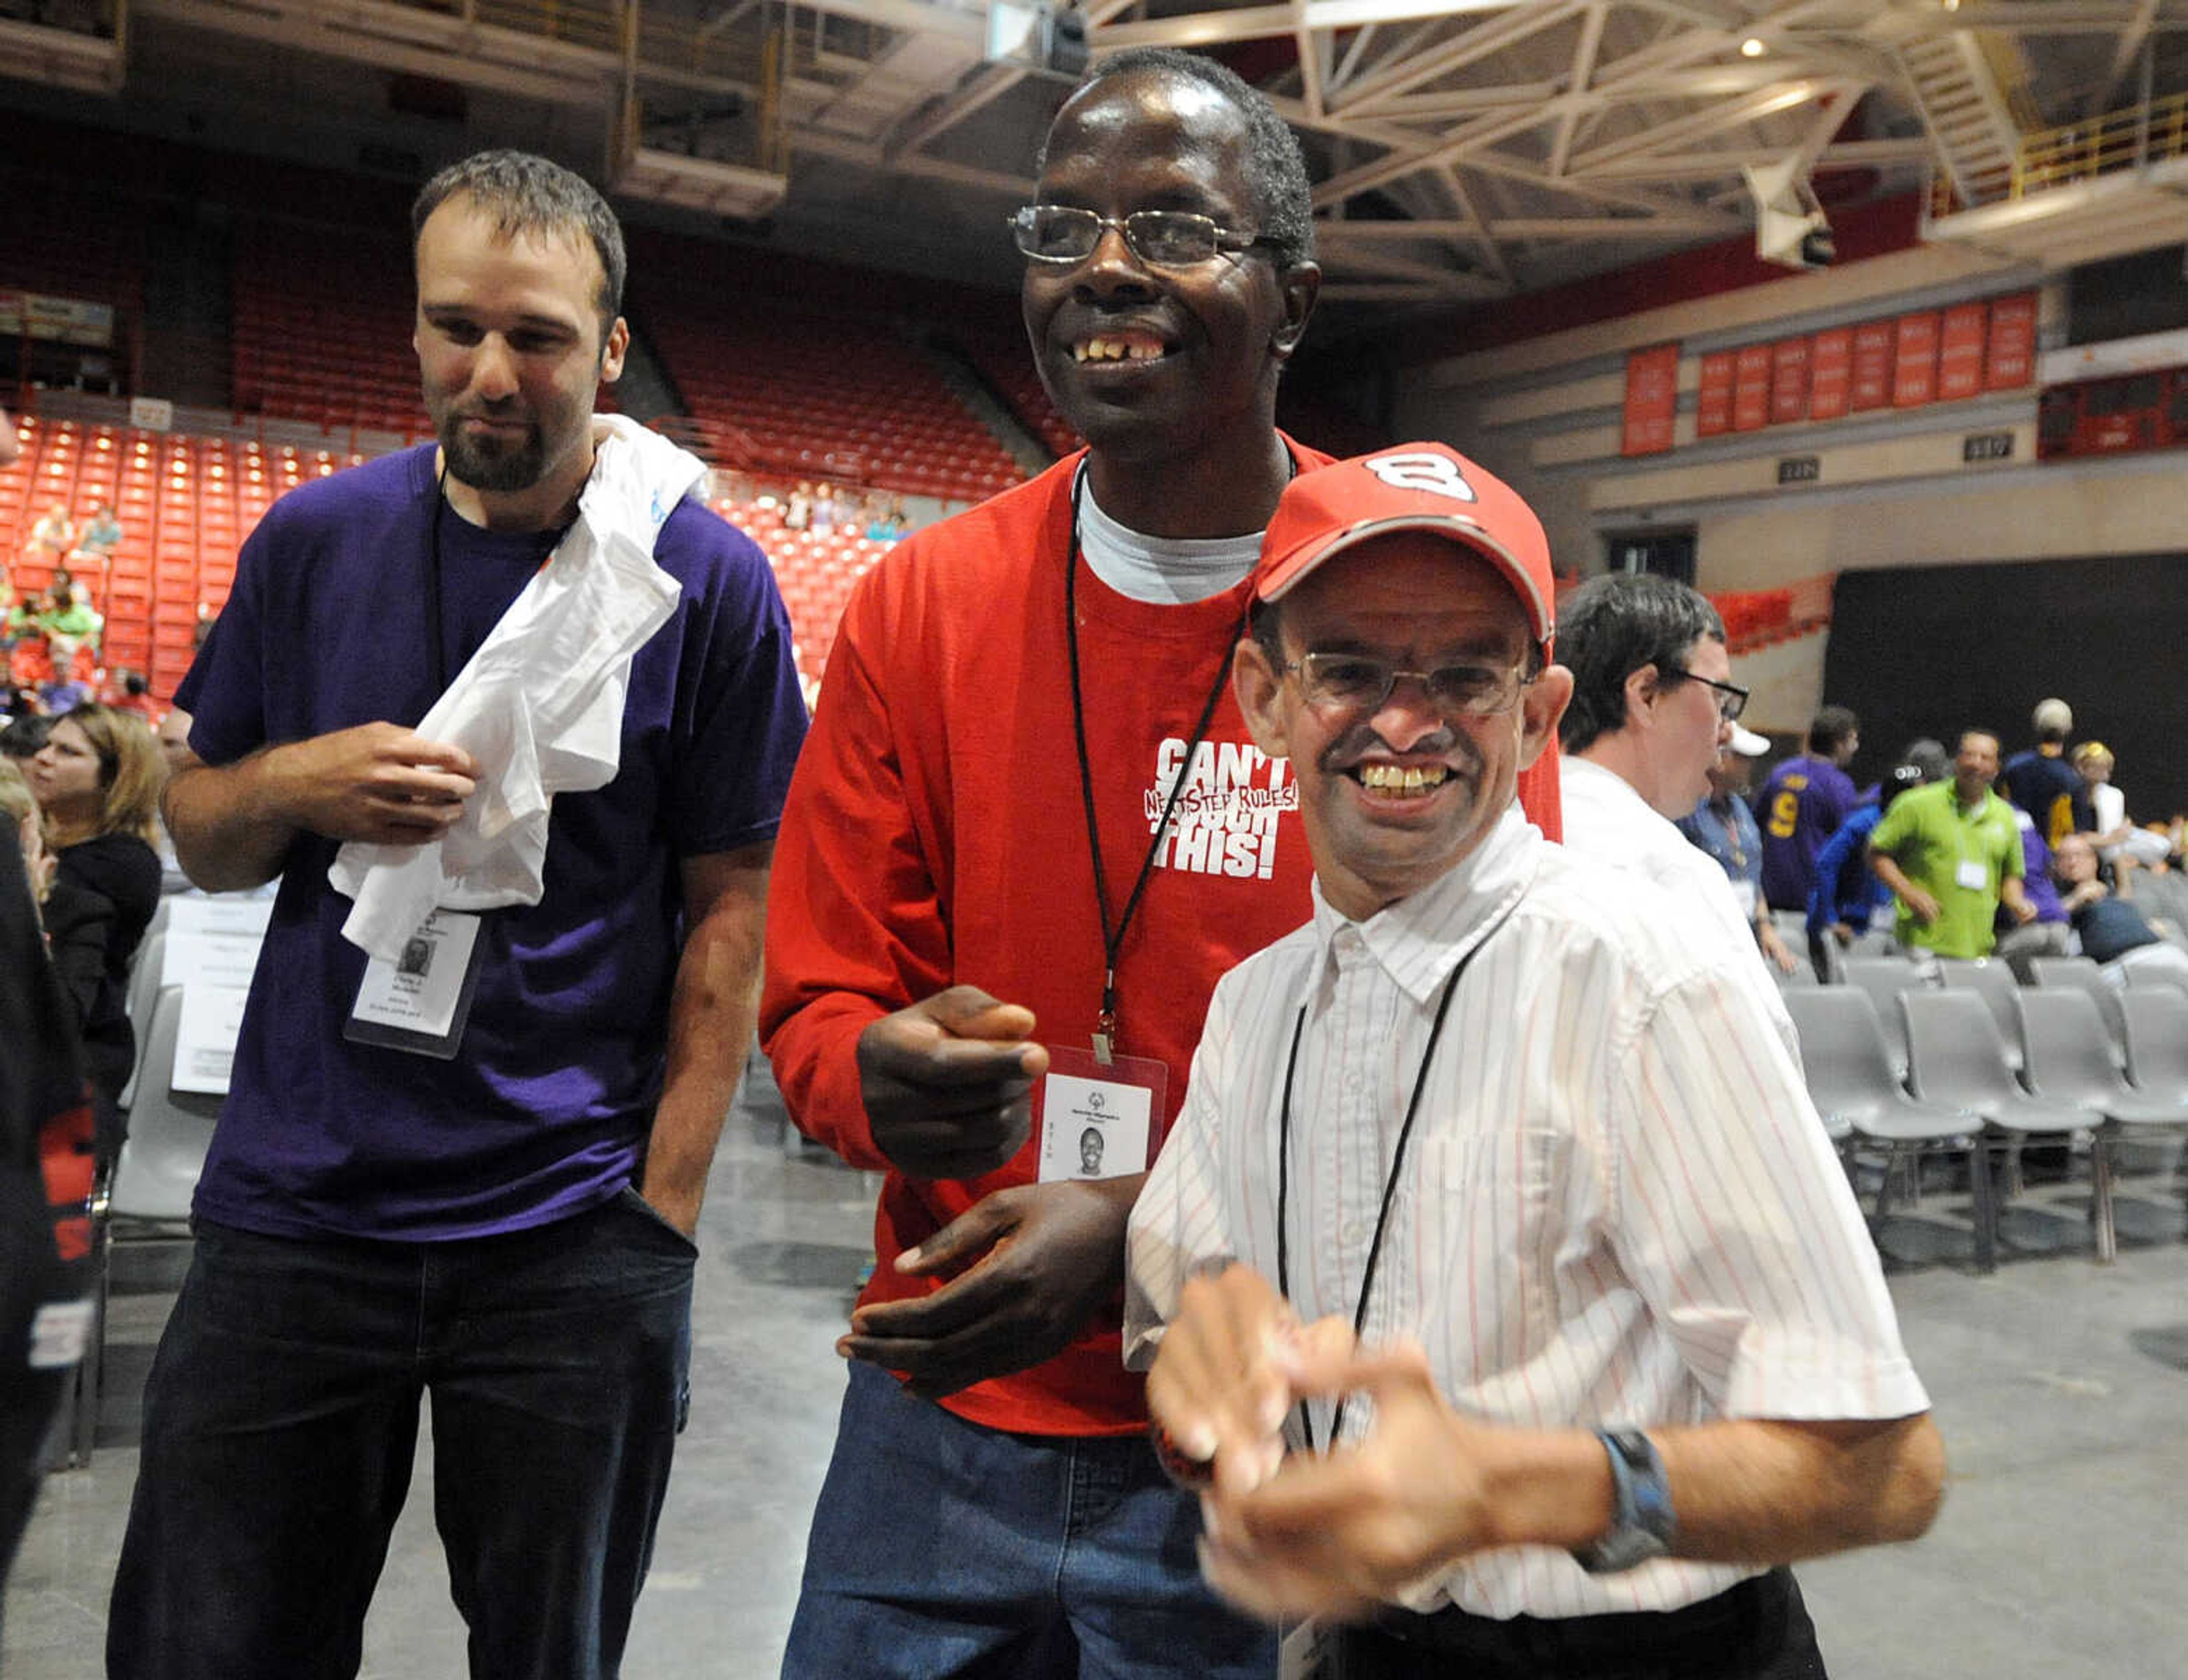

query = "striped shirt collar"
[{"left": 1307, "top": 802, "right": 1542, "bottom": 1008}]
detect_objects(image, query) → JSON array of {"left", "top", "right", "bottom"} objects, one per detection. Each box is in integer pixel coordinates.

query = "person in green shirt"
[{"left": 1869, "top": 728, "right": 2035, "bottom": 959}]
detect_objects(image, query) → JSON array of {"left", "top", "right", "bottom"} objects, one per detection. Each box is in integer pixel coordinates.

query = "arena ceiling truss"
[{"left": 28, "top": 1, "right": 2188, "bottom": 303}]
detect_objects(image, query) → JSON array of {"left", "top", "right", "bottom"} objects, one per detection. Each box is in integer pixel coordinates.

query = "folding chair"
[
  {"left": 2031, "top": 955, "right": 2129, "bottom": 1067},
  {"left": 2119, "top": 952, "right": 2188, "bottom": 998},
  {"left": 2122, "top": 988, "right": 2188, "bottom": 1104},
  {"left": 1785, "top": 988, "right": 1994, "bottom": 1270},
  {"left": 69, "top": 988, "right": 222, "bottom": 1466},
  {"left": 1841, "top": 956, "right": 1936, "bottom": 1080},
  {"left": 1937, "top": 958, "right": 2026, "bottom": 1073},
  {"left": 2015, "top": 990, "right": 2188, "bottom": 1262},
  {"left": 1903, "top": 990, "right": 2107, "bottom": 1265}
]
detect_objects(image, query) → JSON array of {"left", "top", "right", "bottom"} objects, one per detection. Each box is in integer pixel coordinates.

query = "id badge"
[
  {"left": 343, "top": 910, "right": 486, "bottom": 1059},
  {"left": 1279, "top": 1620, "right": 1335, "bottom": 1680},
  {"left": 1955, "top": 857, "right": 1987, "bottom": 890},
  {"left": 1036, "top": 1043, "right": 1168, "bottom": 1182},
  {"left": 1730, "top": 878, "right": 1758, "bottom": 916}
]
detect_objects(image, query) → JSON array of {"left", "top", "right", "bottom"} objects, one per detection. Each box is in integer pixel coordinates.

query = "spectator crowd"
[{"left": 1672, "top": 694, "right": 2188, "bottom": 989}]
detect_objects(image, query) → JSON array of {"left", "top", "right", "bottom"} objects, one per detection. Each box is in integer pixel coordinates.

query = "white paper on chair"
[
  {"left": 172, "top": 983, "right": 253, "bottom": 1095},
  {"left": 160, "top": 897, "right": 274, "bottom": 1096}
]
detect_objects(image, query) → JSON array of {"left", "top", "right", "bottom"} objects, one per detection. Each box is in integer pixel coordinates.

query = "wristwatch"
[{"left": 1570, "top": 1429, "right": 1677, "bottom": 1574}]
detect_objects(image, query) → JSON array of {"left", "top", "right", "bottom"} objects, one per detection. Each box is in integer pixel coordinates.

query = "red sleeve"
[
  {"left": 758, "top": 562, "right": 952, "bottom": 1171},
  {"left": 1518, "top": 735, "right": 1562, "bottom": 843}
]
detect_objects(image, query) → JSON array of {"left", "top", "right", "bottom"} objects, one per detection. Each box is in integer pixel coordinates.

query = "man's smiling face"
[
  {"left": 1021, "top": 70, "right": 1301, "bottom": 470},
  {"left": 1234, "top": 533, "right": 1569, "bottom": 921}
]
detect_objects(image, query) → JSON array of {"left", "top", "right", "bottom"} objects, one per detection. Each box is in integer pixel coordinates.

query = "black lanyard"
[
  {"left": 1273, "top": 894, "right": 1520, "bottom": 1452},
  {"left": 1063, "top": 465, "right": 1238, "bottom": 1063},
  {"left": 427, "top": 460, "right": 451, "bottom": 693}
]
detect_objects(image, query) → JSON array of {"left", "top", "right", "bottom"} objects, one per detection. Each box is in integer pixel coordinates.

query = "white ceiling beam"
[
  {"left": 1352, "top": 81, "right": 1564, "bottom": 123},
  {"left": 1488, "top": 214, "right": 1739, "bottom": 236},
  {"left": 1336, "top": 0, "right": 1588, "bottom": 115},
  {"left": 1549, "top": 3, "right": 1608, "bottom": 176},
  {"left": 1318, "top": 212, "right": 1733, "bottom": 237},
  {"left": 1566, "top": 78, "right": 1824, "bottom": 174},
  {"left": 1458, "top": 150, "right": 1749, "bottom": 224},
  {"left": 886, "top": 0, "right": 1137, "bottom": 156},
  {"left": 1436, "top": 164, "right": 1513, "bottom": 283},
  {"left": 1912, "top": 2, "right": 2188, "bottom": 31},
  {"left": 1097, "top": 0, "right": 1516, "bottom": 52},
  {"left": 136, "top": 0, "right": 616, "bottom": 102},
  {"left": 1789, "top": 78, "right": 1863, "bottom": 173},
  {"left": 1330, "top": 19, "right": 1381, "bottom": 96},
  {"left": 2095, "top": 0, "right": 2163, "bottom": 112},
  {"left": 1573, "top": 130, "right": 1924, "bottom": 181},
  {"left": 1295, "top": 9, "right": 1324, "bottom": 121}
]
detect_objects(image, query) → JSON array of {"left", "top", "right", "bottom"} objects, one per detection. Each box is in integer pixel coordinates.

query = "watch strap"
[{"left": 1571, "top": 1428, "right": 1676, "bottom": 1574}]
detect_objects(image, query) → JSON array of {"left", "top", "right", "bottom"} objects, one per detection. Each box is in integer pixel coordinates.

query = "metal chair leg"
[
  {"left": 1968, "top": 1131, "right": 1998, "bottom": 1275},
  {"left": 2092, "top": 1126, "right": 2118, "bottom": 1265},
  {"left": 68, "top": 1176, "right": 114, "bottom": 1468}
]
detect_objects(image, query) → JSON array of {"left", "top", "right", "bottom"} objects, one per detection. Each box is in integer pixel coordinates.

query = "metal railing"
[{"left": 1935, "top": 88, "right": 2188, "bottom": 213}]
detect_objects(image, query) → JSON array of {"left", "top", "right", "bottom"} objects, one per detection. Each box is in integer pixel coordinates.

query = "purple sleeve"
[
  {"left": 1822, "top": 765, "right": 1860, "bottom": 830},
  {"left": 173, "top": 518, "right": 271, "bottom": 768}
]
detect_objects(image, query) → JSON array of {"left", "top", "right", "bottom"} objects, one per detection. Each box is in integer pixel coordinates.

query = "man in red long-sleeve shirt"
[{"left": 762, "top": 48, "right": 1557, "bottom": 1678}]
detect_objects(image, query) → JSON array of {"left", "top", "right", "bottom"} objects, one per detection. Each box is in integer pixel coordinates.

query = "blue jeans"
[
  {"left": 106, "top": 1190, "right": 695, "bottom": 1680},
  {"left": 783, "top": 1360, "right": 1278, "bottom": 1679}
]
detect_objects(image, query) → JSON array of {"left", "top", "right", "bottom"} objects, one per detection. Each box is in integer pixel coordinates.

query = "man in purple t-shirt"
[
  {"left": 1756, "top": 704, "right": 1860, "bottom": 912},
  {"left": 108, "top": 153, "right": 806, "bottom": 1679}
]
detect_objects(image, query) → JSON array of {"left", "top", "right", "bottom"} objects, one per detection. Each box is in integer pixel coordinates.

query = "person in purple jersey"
[
  {"left": 107, "top": 152, "right": 807, "bottom": 1680},
  {"left": 1756, "top": 704, "right": 1859, "bottom": 912}
]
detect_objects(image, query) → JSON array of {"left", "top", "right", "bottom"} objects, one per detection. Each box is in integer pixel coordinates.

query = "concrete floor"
[{"left": 6, "top": 1100, "right": 2184, "bottom": 1679}]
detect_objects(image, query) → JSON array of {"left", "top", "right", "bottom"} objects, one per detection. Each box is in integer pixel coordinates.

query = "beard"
[{"left": 438, "top": 411, "right": 547, "bottom": 493}]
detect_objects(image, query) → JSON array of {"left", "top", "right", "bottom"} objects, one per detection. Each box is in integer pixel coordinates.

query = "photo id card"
[
  {"left": 1036, "top": 1044, "right": 1166, "bottom": 1183},
  {"left": 344, "top": 910, "right": 485, "bottom": 1059}
]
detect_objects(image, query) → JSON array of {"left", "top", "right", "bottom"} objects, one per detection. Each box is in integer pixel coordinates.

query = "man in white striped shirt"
[{"left": 1126, "top": 444, "right": 1942, "bottom": 1679}]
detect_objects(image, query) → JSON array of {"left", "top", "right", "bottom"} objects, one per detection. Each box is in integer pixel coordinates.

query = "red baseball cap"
[{"left": 1255, "top": 443, "right": 1556, "bottom": 655}]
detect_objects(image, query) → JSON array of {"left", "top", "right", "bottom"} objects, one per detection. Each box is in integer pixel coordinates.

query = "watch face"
[{"left": 1576, "top": 1526, "right": 1672, "bottom": 1575}]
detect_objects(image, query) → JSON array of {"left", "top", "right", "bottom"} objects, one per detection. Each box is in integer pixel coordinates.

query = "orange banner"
[
  {"left": 1807, "top": 327, "right": 1852, "bottom": 421},
  {"left": 1769, "top": 336, "right": 1811, "bottom": 425},
  {"left": 1849, "top": 321, "right": 1896, "bottom": 412},
  {"left": 1936, "top": 301, "right": 1988, "bottom": 401},
  {"left": 1621, "top": 343, "right": 1681, "bottom": 456},
  {"left": 1695, "top": 349, "right": 1736, "bottom": 437},
  {"left": 1985, "top": 291, "right": 2038, "bottom": 390},
  {"left": 1733, "top": 344, "right": 1773, "bottom": 432},
  {"left": 1892, "top": 311, "right": 1941, "bottom": 407}
]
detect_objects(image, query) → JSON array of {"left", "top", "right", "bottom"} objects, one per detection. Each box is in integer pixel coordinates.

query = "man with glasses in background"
[
  {"left": 1554, "top": 573, "right": 1791, "bottom": 1004},
  {"left": 763, "top": 47, "right": 1558, "bottom": 1679}
]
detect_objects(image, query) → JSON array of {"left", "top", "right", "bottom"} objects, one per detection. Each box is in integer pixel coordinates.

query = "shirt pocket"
[{"left": 1402, "top": 1127, "right": 1571, "bottom": 1401}]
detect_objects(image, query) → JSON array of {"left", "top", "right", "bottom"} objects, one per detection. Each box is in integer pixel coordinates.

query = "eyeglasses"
[
  {"left": 1009, "top": 205, "right": 1268, "bottom": 268},
  {"left": 1284, "top": 652, "right": 1534, "bottom": 719},
  {"left": 1662, "top": 666, "right": 1750, "bottom": 722}
]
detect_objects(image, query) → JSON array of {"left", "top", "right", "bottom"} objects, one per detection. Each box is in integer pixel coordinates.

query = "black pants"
[
  {"left": 107, "top": 1193, "right": 696, "bottom": 1680},
  {"left": 1334, "top": 1568, "right": 1826, "bottom": 1680}
]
